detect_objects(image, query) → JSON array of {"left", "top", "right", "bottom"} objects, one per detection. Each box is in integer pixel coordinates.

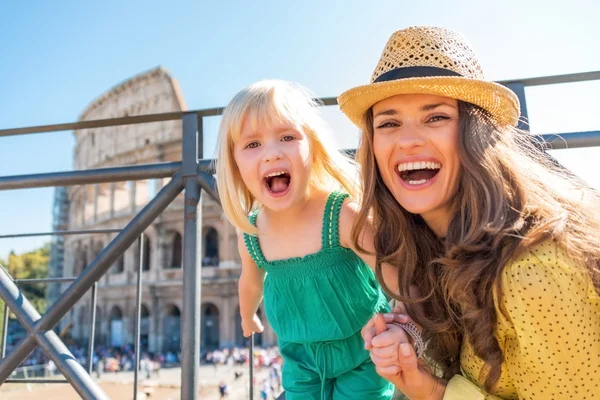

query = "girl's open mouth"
[{"left": 264, "top": 171, "right": 291, "bottom": 195}]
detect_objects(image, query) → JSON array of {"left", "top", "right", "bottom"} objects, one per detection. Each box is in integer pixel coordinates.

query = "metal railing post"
[
  {"left": 133, "top": 233, "right": 144, "bottom": 400},
  {"left": 87, "top": 282, "right": 98, "bottom": 375},
  {"left": 180, "top": 112, "right": 203, "bottom": 399},
  {"left": 504, "top": 82, "right": 529, "bottom": 131}
]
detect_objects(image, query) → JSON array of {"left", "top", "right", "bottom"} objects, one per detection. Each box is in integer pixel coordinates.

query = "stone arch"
[
  {"left": 142, "top": 235, "right": 151, "bottom": 271},
  {"left": 162, "top": 304, "right": 181, "bottom": 353},
  {"left": 92, "top": 241, "right": 104, "bottom": 259},
  {"left": 109, "top": 306, "right": 124, "bottom": 348},
  {"left": 94, "top": 306, "right": 102, "bottom": 347},
  {"left": 202, "top": 227, "right": 219, "bottom": 267},
  {"left": 201, "top": 303, "right": 219, "bottom": 350},
  {"left": 112, "top": 254, "right": 125, "bottom": 274},
  {"left": 171, "top": 232, "right": 182, "bottom": 268},
  {"left": 77, "top": 245, "right": 88, "bottom": 276},
  {"left": 140, "top": 304, "right": 150, "bottom": 352},
  {"left": 78, "top": 306, "right": 86, "bottom": 342}
]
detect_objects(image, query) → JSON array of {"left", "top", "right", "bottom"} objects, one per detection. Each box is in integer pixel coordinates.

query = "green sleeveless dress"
[{"left": 244, "top": 191, "right": 393, "bottom": 400}]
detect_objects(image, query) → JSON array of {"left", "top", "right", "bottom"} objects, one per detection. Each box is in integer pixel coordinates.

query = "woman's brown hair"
[{"left": 352, "top": 101, "right": 600, "bottom": 390}]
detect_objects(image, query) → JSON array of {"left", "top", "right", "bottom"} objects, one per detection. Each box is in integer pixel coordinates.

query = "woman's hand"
[
  {"left": 364, "top": 313, "right": 447, "bottom": 400},
  {"left": 241, "top": 313, "right": 264, "bottom": 337}
]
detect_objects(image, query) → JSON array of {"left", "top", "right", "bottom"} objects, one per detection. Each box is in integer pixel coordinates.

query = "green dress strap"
[
  {"left": 321, "top": 191, "right": 349, "bottom": 250},
  {"left": 243, "top": 210, "right": 265, "bottom": 267}
]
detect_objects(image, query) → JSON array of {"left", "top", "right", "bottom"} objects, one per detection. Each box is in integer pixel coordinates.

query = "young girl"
[{"left": 216, "top": 80, "right": 396, "bottom": 400}]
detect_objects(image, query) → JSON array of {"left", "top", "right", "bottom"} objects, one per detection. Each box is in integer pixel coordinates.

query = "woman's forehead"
[{"left": 373, "top": 94, "right": 458, "bottom": 113}]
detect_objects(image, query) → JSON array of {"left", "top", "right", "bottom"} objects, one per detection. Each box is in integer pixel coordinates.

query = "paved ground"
[{"left": 0, "top": 364, "right": 278, "bottom": 400}]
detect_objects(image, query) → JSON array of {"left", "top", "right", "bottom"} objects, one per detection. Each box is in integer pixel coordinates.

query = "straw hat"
[{"left": 338, "top": 26, "right": 520, "bottom": 127}]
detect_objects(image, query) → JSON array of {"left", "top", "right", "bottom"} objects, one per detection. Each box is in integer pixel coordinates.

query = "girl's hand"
[
  {"left": 362, "top": 306, "right": 413, "bottom": 350},
  {"left": 241, "top": 313, "right": 264, "bottom": 337},
  {"left": 369, "top": 314, "right": 446, "bottom": 400}
]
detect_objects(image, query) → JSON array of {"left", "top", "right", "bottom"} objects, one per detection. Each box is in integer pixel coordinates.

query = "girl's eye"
[
  {"left": 245, "top": 141, "right": 260, "bottom": 149},
  {"left": 281, "top": 135, "right": 295, "bottom": 142}
]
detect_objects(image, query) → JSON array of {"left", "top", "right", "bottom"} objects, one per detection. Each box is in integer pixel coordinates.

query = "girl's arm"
[{"left": 237, "top": 232, "right": 266, "bottom": 336}]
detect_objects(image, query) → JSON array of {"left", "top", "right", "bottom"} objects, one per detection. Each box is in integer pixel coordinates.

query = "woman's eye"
[
  {"left": 375, "top": 121, "right": 400, "bottom": 129},
  {"left": 428, "top": 115, "right": 450, "bottom": 123}
]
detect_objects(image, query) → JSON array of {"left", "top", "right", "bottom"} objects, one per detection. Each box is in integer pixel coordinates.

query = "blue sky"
[{"left": 0, "top": 0, "right": 598, "bottom": 258}]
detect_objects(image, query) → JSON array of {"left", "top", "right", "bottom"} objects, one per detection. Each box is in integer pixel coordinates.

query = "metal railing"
[{"left": 0, "top": 70, "right": 598, "bottom": 400}]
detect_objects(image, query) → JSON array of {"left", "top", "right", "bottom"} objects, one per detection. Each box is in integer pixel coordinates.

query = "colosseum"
[{"left": 56, "top": 67, "right": 276, "bottom": 356}]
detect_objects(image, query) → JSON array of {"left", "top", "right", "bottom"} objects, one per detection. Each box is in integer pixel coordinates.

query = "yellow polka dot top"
[{"left": 443, "top": 240, "right": 600, "bottom": 400}]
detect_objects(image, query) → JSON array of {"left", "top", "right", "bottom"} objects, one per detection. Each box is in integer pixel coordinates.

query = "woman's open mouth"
[
  {"left": 396, "top": 161, "right": 441, "bottom": 187},
  {"left": 263, "top": 170, "right": 291, "bottom": 197}
]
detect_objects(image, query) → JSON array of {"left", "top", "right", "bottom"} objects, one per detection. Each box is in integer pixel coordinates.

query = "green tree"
[{"left": 0, "top": 243, "right": 50, "bottom": 320}]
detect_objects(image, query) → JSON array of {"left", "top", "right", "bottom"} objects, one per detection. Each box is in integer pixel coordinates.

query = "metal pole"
[
  {"left": 540, "top": 131, "right": 600, "bottom": 150},
  {"left": 35, "top": 330, "right": 110, "bottom": 399},
  {"left": 0, "top": 111, "right": 184, "bottom": 137},
  {"left": 0, "top": 228, "right": 122, "bottom": 239},
  {"left": 249, "top": 334, "right": 254, "bottom": 400},
  {"left": 0, "top": 162, "right": 181, "bottom": 191},
  {"left": 14, "top": 277, "right": 76, "bottom": 284},
  {"left": 180, "top": 112, "right": 202, "bottom": 400},
  {"left": 87, "top": 283, "right": 97, "bottom": 375},
  {"left": 1, "top": 302, "right": 8, "bottom": 358},
  {"left": 0, "top": 175, "right": 183, "bottom": 382},
  {"left": 197, "top": 172, "right": 220, "bottom": 206},
  {"left": 0, "top": 268, "right": 110, "bottom": 399},
  {"left": 133, "top": 234, "right": 144, "bottom": 400},
  {"left": 504, "top": 82, "right": 529, "bottom": 131},
  {"left": 6, "top": 379, "right": 68, "bottom": 384}
]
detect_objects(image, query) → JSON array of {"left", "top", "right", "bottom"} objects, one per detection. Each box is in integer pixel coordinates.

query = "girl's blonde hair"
[{"left": 216, "top": 80, "right": 359, "bottom": 234}]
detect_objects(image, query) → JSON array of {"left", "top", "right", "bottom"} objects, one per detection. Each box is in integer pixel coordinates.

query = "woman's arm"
[
  {"left": 493, "top": 242, "right": 600, "bottom": 398},
  {"left": 366, "top": 242, "right": 600, "bottom": 399}
]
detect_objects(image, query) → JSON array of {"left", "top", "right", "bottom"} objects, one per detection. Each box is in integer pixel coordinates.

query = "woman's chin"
[{"left": 396, "top": 198, "right": 439, "bottom": 217}]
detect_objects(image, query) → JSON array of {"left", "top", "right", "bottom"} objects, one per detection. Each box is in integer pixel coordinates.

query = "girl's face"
[
  {"left": 371, "top": 93, "right": 461, "bottom": 235},
  {"left": 233, "top": 116, "right": 313, "bottom": 212}
]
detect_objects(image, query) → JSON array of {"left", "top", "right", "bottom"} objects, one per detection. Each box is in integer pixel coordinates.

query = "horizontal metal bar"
[
  {"left": 502, "top": 70, "right": 600, "bottom": 87},
  {"left": 0, "top": 107, "right": 222, "bottom": 137},
  {"left": 14, "top": 277, "right": 76, "bottom": 284},
  {"left": 5, "top": 379, "right": 69, "bottom": 384},
  {"left": 198, "top": 158, "right": 215, "bottom": 174},
  {"left": 0, "top": 228, "right": 122, "bottom": 239},
  {"left": 1, "top": 70, "right": 598, "bottom": 138},
  {"left": 540, "top": 131, "right": 600, "bottom": 150},
  {"left": 0, "top": 162, "right": 181, "bottom": 191},
  {"left": 0, "top": 111, "right": 183, "bottom": 137}
]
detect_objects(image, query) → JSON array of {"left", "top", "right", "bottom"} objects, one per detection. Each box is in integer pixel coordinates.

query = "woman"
[{"left": 338, "top": 26, "right": 600, "bottom": 399}]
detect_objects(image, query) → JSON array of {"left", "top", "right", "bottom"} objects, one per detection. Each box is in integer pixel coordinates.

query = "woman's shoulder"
[
  {"left": 503, "top": 239, "right": 583, "bottom": 281},
  {"left": 499, "top": 239, "right": 597, "bottom": 307}
]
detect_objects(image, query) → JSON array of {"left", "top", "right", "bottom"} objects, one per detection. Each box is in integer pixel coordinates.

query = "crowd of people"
[{"left": 206, "top": 346, "right": 283, "bottom": 399}]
